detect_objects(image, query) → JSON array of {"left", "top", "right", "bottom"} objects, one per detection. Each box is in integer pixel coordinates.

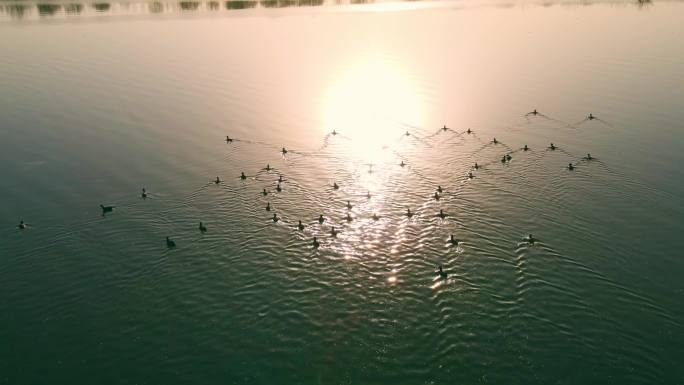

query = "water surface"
[{"left": 1, "top": 1, "right": 684, "bottom": 383}]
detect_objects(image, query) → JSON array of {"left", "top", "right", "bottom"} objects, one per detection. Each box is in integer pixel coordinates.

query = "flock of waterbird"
[{"left": 16, "top": 110, "right": 605, "bottom": 280}]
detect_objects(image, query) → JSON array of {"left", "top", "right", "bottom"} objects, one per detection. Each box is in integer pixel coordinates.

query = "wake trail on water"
[{"left": 13, "top": 109, "right": 667, "bottom": 310}]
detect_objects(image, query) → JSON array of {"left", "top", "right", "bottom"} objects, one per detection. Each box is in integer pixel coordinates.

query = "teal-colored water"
[{"left": 1, "top": 1, "right": 683, "bottom": 383}]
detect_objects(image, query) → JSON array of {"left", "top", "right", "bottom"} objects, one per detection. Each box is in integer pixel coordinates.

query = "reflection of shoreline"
[
  {"left": 227, "top": 1, "right": 257, "bottom": 9},
  {"left": 1, "top": 0, "right": 328, "bottom": 19},
  {"left": 0, "top": 0, "right": 660, "bottom": 20},
  {"left": 261, "top": 0, "right": 324, "bottom": 8}
]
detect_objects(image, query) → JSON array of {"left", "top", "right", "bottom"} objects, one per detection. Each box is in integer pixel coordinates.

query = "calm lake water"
[{"left": 1, "top": 0, "right": 684, "bottom": 383}]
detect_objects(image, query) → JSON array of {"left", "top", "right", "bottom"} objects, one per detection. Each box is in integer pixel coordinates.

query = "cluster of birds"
[{"left": 16, "top": 110, "right": 601, "bottom": 280}]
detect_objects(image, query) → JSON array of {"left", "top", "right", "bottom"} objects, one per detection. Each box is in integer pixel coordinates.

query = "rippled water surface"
[{"left": 1, "top": 0, "right": 684, "bottom": 383}]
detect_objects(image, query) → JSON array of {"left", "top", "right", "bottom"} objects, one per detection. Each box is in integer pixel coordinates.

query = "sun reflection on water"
[
  {"left": 320, "top": 58, "right": 425, "bottom": 261},
  {"left": 323, "top": 57, "right": 423, "bottom": 164}
]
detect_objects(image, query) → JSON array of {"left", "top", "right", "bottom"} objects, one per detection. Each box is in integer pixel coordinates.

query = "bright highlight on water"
[{"left": 2, "top": 1, "right": 683, "bottom": 383}]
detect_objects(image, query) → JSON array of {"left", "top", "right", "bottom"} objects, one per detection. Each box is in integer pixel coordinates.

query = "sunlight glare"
[{"left": 323, "top": 58, "right": 423, "bottom": 162}]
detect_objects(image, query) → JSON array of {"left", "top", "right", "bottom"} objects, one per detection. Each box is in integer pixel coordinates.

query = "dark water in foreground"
[{"left": 1, "top": 1, "right": 684, "bottom": 383}]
